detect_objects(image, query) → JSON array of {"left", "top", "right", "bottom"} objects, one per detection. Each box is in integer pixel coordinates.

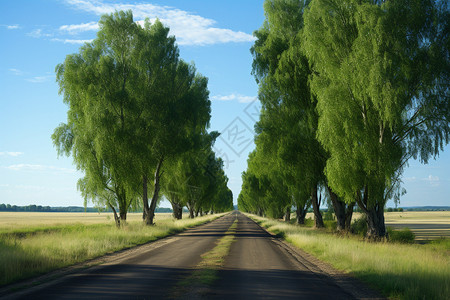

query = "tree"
[
  {"left": 52, "top": 11, "right": 140, "bottom": 227},
  {"left": 250, "top": 0, "right": 329, "bottom": 228},
  {"left": 303, "top": 0, "right": 449, "bottom": 238},
  {"left": 131, "top": 20, "right": 211, "bottom": 224},
  {"left": 53, "top": 11, "right": 212, "bottom": 226}
]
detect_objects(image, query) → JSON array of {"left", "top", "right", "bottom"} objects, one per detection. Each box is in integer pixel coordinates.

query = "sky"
[{"left": 0, "top": 0, "right": 449, "bottom": 209}]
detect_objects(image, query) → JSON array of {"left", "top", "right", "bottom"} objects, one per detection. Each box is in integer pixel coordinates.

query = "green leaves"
[{"left": 53, "top": 10, "right": 219, "bottom": 224}]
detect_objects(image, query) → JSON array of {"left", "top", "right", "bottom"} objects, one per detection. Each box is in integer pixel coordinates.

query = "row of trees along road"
[
  {"left": 52, "top": 11, "right": 233, "bottom": 227},
  {"left": 238, "top": 0, "right": 449, "bottom": 239}
]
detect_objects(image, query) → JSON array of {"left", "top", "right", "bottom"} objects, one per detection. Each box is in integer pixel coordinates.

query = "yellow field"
[
  {"left": 0, "top": 212, "right": 186, "bottom": 230},
  {"left": 0, "top": 211, "right": 225, "bottom": 286},
  {"left": 304, "top": 211, "right": 450, "bottom": 241},
  {"left": 384, "top": 211, "right": 450, "bottom": 241}
]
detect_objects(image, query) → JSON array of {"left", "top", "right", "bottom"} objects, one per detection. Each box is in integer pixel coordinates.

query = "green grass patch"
[
  {"left": 246, "top": 213, "right": 449, "bottom": 300},
  {"left": 0, "top": 213, "right": 225, "bottom": 286},
  {"left": 176, "top": 219, "right": 238, "bottom": 291}
]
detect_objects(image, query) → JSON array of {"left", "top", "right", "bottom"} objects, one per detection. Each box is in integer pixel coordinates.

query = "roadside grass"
[
  {"left": 0, "top": 213, "right": 225, "bottom": 286},
  {"left": 247, "top": 213, "right": 449, "bottom": 300}
]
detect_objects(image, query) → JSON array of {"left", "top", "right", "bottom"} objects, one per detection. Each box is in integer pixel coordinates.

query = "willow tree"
[
  {"left": 53, "top": 11, "right": 211, "bottom": 226},
  {"left": 304, "top": 0, "right": 449, "bottom": 238},
  {"left": 251, "top": 0, "right": 331, "bottom": 228},
  {"left": 52, "top": 11, "right": 140, "bottom": 227},
  {"left": 131, "top": 19, "right": 211, "bottom": 225}
]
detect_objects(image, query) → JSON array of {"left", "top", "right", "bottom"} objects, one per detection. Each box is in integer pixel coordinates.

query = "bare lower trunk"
[
  {"left": 345, "top": 204, "right": 354, "bottom": 230},
  {"left": 109, "top": 204, "right": 120, "bottom": 228},
  {"left": 189, "top": 206, "right": 195, "bottom": 218},
  {"left": 296, "top": 201, "right": 309, "bottom": 225},
  {"left": 366, "top": 204, "right": 386, "bottom": 240},
  {"left": 142, "top": 175, "right": 151, "bottom": 225},
  {"left": 284, "top": 206, "right": 291, "bottom": 222},
  {"left": 311, "top": 185, "right": 324, "bottom": 228},
  {"left": 258, "top": 207, "right": 264, "bottom": 217},
  {"left": 355, "top": 186, "right": 386, "bottom": 240},
  {"left": 171, "top": 201, "right": 183, "bottom": 220},
  {"left": 328, "top": 186, "right": 353, "bottom": 231},
  {"left": 148, "top": 157, "right": 164, "bottom": 225}
]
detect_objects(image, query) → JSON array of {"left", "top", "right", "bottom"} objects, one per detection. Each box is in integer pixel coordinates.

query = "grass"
[
  {"left": 0, "top": 212, "right": 225, "bottom": 286},
  {"left": 247, "top": 213, "right": 450, "bottom": 300}
]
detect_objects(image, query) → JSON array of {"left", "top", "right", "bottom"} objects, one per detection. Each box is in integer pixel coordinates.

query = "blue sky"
[{"left": 0, "top": 0, "right": 449, "bottom": 208}]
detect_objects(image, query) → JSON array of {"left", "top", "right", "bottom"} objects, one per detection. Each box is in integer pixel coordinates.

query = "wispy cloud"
[
  {"left": 27, "top": 28, "right": 52, "bottom": 38},
  {"left": 59, "top": 21, "right": 98, "bottom": 34},
  {"left": 64, "top": 0, "right": 255, "bottom": 46},
  {"left": 8, "top": 68, "right": 26, "bottom": 76},
  {"left": 51, "top": 38, "right": 93, "bottom": 44},
  {"left": 5, "top": 164, "right": 75, "bottom": 174},
  {"left": 211, "top": 94, "right": 257, "bottom": 103},
  {"left": 4, "top": 24, "right": 20, "bottom": 30},
  {"left": 26, "top": 75, "right": 53, "bottom": 83},
  {"left": 0, "top": 152, "right": 24, "bottom": 157},
  {"left": 423, "top": 175, "right": 440, "bottom": 187}
]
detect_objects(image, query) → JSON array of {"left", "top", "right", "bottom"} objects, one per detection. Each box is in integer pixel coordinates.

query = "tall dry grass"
[
  {"left": 248, "top": 214, "right": 449, "bottom": 300},
  {"left": 0, "top": 213, "right": 225, "bottom": 286}
]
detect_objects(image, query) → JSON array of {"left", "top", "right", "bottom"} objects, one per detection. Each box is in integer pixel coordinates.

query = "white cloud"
[
  {"left": 211, "top": 94, "right": 257, "bottom": 103},
  {"left": 26, "top": 75, "right": 53, "bottom": 83},
  {"left": 52, "top": 38, "right": 93, "bottom": 44},
  {"left": 0, "top": 152, "right": 24, "bottom": 157},
  {"left": 27, "top": 28, "right": 52, "bottom": 38},
  {"left": 5, "top": 164, "right": 75, "bottom": 174},
  {"left": 59, "top": 21, "right": 98, "bottom": 34},
  {"left": 9, "top": 68, "right": 25, "bottom": 76},
  {"left": 6, "top": 25, "right": 20, "bottom": 30},
  {"left": 64, "top": 0, "right": 255, "bottom": 46},
  {"left": 423, "top": 175, "right": 440, "bottom": 187}
]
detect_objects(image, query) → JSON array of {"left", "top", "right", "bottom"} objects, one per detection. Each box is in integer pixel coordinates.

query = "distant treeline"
[{"left": 0, "top": 204, "right": 175, "bottom": 213}]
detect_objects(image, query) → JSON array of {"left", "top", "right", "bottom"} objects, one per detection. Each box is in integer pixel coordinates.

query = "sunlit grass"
[
  {"left": 247, "top": 213, "right": 450, "bottom": 300},
  {"left": 0, "top": 212, "right": 225, "bottom": 286}
]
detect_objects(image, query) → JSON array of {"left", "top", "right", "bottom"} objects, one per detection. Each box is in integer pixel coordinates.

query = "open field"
[
  {"left": 248, "top": 213, "right": 449, "bottom": 300},
  {"left": 0, "top": 212, "right": 185, "bottom": 229},
  {"left": 0, "top": 212, "right": 224, "bottom": 286},
  {"left": 303, "top": 211, "right": 450, "bottom": 242},
  {"left": 384, "top": 211, "right": 450, "bottom": 242}
]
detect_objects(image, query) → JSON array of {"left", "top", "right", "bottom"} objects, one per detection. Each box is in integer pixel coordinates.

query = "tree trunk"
[
  {"left": 311, "top": 185, "right": 324, "bottom": 228},
  {"left": 148, "top": 157, "right": 164, "bottom": 225},
  {"left": 109, "top": 203, "right": 120, "bottom": 228},
  {"left": 328, "top": 186, "right": 352, "bottom": 231},
  {"left": 366, "top": 203, "right": 386, "bottom": 240},
  {"left": 142, "top": 175, "right": 151, "bottom": 225},
  {"left": 296, "top": 201, "right": 309, "bottom": 225},
  {"left": 189, "top": 206, "right": 195, "bottom": 219},
  {"left": 355, "top": 186, "right": 386, "bottom": 240},
  {"left": 344, "top": 203, "right": 354, "bottom": 231},
  {"left": 200, "top": 208, "right": 203, "bottom": 217},
  {"left": 284, "top": 206, "right": 291, "bottom": 222},
  {"left": 258, "top": 207, "right": 264, "bottom": 217},
  {"left": 171, "top": 201, "right": 183, "bottom": 220}
]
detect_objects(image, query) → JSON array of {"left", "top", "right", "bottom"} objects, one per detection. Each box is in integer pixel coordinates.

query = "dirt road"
[{"left": 3, "top": 211, "right": 381, "bottom": 299}]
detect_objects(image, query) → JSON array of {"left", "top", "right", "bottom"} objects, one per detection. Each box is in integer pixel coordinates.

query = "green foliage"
[
  {"left": 302, "top": 0, "right": 449, "bottom": 237},
  {"left": 387, "top": 227, "right": 415, "bottom": 244},
  {"left": 351, "top": 215, "right": 368, "bottom": 236},
  {"left": 53, "top": 10, "right": 225, "bottom": 224}
]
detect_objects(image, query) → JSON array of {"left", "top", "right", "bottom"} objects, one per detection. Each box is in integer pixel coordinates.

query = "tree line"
[
  {"left": 238, "top": 0, "right": 449, "bottom": 239},
  {"left": 53, "top": 11, "right": 233, "bottom": 227}
]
